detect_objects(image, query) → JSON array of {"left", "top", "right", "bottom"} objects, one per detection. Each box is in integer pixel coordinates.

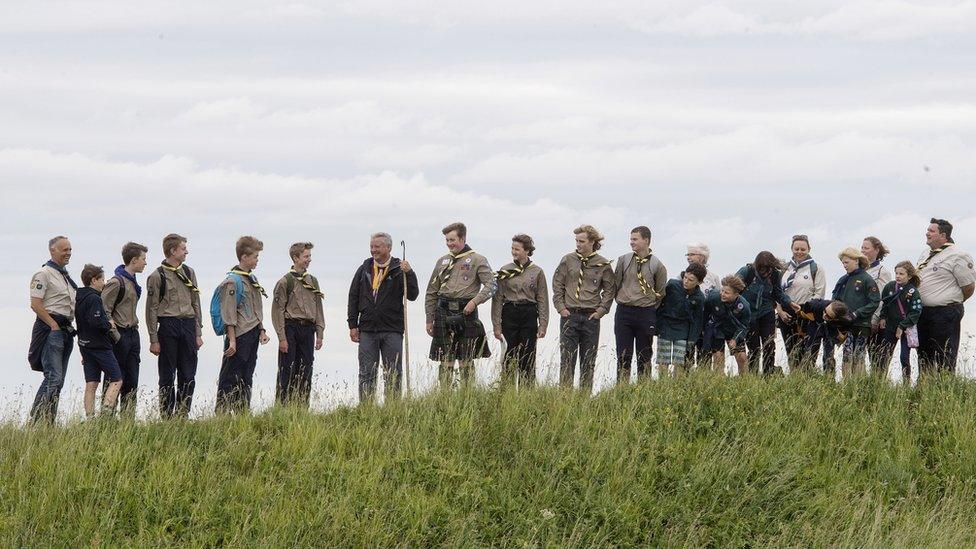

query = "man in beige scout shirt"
[
  {"left": 425, "top": 222, "right": 495, "bottom": 388},
  {"left": 271, "top": 242, "right": 325, "bottom": 409},
  {"left": 102, "top": 241, "right": 149, "bottom": 418},
  {"left": 28, "top": 235, "right": 78, "bottom": 424},
  {"left": 216, "top": 236, "right": 270, "bottom": 413},
  {"left": 145, "top": 233, "right": 204, "bottom": 419},
  {"left": 614, "top": 226, "right": 667, "bottom": 383},
  {"left": 492, "top": 233, "right": 549, "bottom": 388},
  {"left": 551, "top": 225, "right": 615, "bottom": 394}
]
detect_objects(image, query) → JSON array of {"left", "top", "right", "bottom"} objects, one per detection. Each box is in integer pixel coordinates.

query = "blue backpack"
[{"left": 210, "top": 273, "right": 245, "bottom": 336}]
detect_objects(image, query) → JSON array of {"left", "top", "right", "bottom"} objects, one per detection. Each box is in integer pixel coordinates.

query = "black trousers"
[
  {"left": 779, "top": 318, "right": 821, "bottom": 372},
  {"left": 216, "top": 326, "right": 261, "bottom": 414},
  {"left": 277, "top": 322, "right": 315, "bottom": 408},
  {"left": 157, "top": 317, "right": 198, "bottom": 419},
  {"left": 501, "top": 303, "right": 539, "bottom": 388},
  {"left": 112, "top": 327, "right": 141, "bottom": 417},
  {"left": 917, "top": 303, "right": 964, "bottom": 374},
  {"left": 614, "top": 304, "right": 656, "bottom": 382},
  {"left": 746, "top": 313, "right": 777, "bottom": 375},
  {"left": 559, "top": 311, "right": 600, "bottom": 393},
  {"left": 876, "top": 331, "right": 913, "bottom": 381}
]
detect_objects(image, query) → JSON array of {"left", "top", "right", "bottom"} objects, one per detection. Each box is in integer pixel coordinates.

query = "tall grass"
[{"left": 2, "top": 373, "right": 976, "bottom": 546}]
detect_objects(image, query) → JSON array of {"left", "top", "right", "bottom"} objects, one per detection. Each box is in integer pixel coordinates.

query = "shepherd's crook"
[{"left": 401, "top": 240, "right": 411, "bottom": 397}]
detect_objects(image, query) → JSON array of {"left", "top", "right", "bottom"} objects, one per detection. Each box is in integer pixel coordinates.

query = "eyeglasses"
[{"left": 792, "top": 234, "right": 809, "bottom": 243}]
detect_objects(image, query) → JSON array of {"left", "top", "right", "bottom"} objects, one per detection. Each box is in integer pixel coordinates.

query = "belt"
[
  {"left": 285, "top": 318, "right": 316, "bottom": 326},
  {"left": 504, "top": 301, "right": 536, "bottom": 307},
  {"left": 568, "top": 307, "right": 597, "bottom": 315}
]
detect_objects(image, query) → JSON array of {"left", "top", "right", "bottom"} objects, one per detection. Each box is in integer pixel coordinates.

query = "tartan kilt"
[{"left": 429, "top": 299, "right": 491, "bottom": 361}]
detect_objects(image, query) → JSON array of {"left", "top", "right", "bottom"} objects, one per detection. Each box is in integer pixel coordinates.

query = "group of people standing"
[{"left": 25, "top": 218, "right": 974, "bottom": 423}]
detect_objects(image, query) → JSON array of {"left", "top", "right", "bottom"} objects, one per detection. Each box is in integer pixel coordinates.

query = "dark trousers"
[
  {"left": 867, "top": 330, "right": 888, "bottom": 376},
  {"left": 559, "top": 311, "right": 600, "bottom": 393},
  {"left": 501, "top": 303, "right": 539, "bottom": 388},
  {"left": 358, "top": 331, "right": 403, "bottom": 404},
  {"left": 157, "top": 317, "right": 198, "bottom": 419},
  {"left": 780, "top": 318, "right": 820, "bottom": 373},
  {"left": 917, "top": 304, "right": 964, "bottom": 374},
  {"left": 876, "top": 332, "right": 912, "bottom": 381},
  {"left": 111, "top": 327, "right": 141, "bottom": 418},
  {"left": 276, "top": 322, "right": 315, "bottom": 408},
  {"left": 29, "top": 328, "right": 74, "bottom": 424},
  {"left": 746, "top": 313, "right": 777, "bottom": 375},
  {"left": 614, "top": 304, "right": 656, "bottom": 382},
  {"left": 216, "top": 326, "right": 261, "bottom": 414}
]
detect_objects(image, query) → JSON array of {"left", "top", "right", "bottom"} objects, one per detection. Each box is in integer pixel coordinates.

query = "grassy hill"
[{"left": 3, "top": 374, "right": 976, "bottom": 546}]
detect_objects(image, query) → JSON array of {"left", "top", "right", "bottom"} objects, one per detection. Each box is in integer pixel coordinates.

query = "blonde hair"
[
  {"left": 838, "top": 247, "right": 869, "bottom": 270},
  {"left": 574, "top": 225, "right": 604, "bottom": 251}
]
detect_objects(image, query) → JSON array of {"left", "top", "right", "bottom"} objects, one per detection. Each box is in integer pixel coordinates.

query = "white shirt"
[
  {"left": 781, "top": 259, "right": 826, "bottom": 304},
  {"left": 866, "top": 262, "right": 893, "bottom": 325},
  {"left": 700, "top": 269, "right": 722, "bottom": 296},
  {"left": 917, "top": 245, "right": 976, "bottom": 307}
]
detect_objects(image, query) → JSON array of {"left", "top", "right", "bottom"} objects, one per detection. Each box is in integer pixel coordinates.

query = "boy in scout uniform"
[
  {"left": 145, "top": 233, "right": 203, "bottom": 419},
  {"left": 216, "top": 236, "right": 270, "bottom": 413},
  {"left": 271, "top": 242, "right": 325, "bottom": 408},
  {"left": 702, "top": 275, "right": 752, "bottom": 375},
  {"left": 551, "top": 225, "right": 615, "bottom": 394},
  {"left": 102, "top": 242, "right": 148, "bottom": 418},
  {"left": 613, "top": 226, "right": 667, "bottom": 383},
  {"left": 491, "top": 233, "right": 549, "bottom": 388},
  {"left": 655, "top": 262, "right": 707, "bottom": 377},
  {"left": 916, "top": 218, "right": 976, "bottom": 374},
  {"left": 28, "top": 236, "right": 78, "bottom": 424},
  {"left": 425, "top": 222, "right": 495, "bottom": 388}
]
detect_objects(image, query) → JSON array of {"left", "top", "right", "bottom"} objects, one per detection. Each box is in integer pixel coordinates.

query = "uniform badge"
[
  {"left": 462, "top": 275, "right": 469, "bottom": 281},
  {"left": 804, "top": 275, "right": 809, "bottom": 279},
  {"left": 441, "top": 259, "right": 450, "bottom": 265},
  {"left": 932, "top": 266, "right": 939, "bottom": 271},
  {"left": 969, "top": 262, "right": 974, "bottom": 269},
  {"left": 35, "top": 283, "right": 43, "bottom": 290},
  {"left": 737, "top": 303, "right": 743, "bottom": 310},
  {"left": 464, "top": 258, "right": 472, "bottom": 264},
  {"left": 907, "top": 289, "right": 915, "bottom": 295},
  {"left": 229, "top": 289, "right": 235, "bottom": 296}
]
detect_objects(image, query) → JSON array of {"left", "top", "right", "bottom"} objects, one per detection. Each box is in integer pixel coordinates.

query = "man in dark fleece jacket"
[
  {"left": 75, "top": 264, "right": 122, "bottom": 417},
  {"left": 347, "top": 232, "right": 419, "bottom": 404}
]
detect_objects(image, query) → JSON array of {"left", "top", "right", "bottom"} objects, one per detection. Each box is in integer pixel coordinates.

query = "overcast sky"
[{"left": 1, "top": 1, "right": 975, "bottom": 420}]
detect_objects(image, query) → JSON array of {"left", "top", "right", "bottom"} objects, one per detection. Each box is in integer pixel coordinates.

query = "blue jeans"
[{"left": 30, "top": 329, "right": 74, "bottom": 423}]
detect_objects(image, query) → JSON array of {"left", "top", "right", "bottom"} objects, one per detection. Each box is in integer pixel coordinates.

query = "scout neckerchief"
[
  {"left": 633, "top": 251, "right": 652, "bottom": 296},
  {"left": 574, "top": 252, "right": 611, "bottom": 300},
  {"left": 371, "top": 259, "right": 391, "bottom": 298},
  {"left": 831, "top": 268, "right": 863, "bottom": 301},
  {"left": 290, "top": 269, "right": 324, "bottom": 298},
  {"left": 114, "top": 264, "right": 142, "bottom": 298},
  {"left": 230, "top": 267, "right": 268, "bottom": 298},
  {"left": 44, "top": 260, "right": 78, "bottom": 290},
  {"left": 496, "top": 259, "right": 531, "bottom": 281},
  {"left": 440, "top": 245, "right": 475, "bottom": 283},
  {"left": 784, "top": 258, "right": 814, "bottom": 289},
  {"left": 918, "top": 243, "right": 953, "bottom": 270},
  {"left": 160, "top": 261, "right": 200, "bottom": 293}
]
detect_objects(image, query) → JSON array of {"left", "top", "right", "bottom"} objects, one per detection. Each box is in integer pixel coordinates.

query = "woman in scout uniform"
[
  {"left": 735, "top": 251, "right": 798, "bottom": 375},
  {"left": 776, "top": 235, "right": 826, "bottom": 372}
]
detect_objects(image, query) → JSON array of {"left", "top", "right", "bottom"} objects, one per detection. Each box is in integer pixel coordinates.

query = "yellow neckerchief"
[
  {"left": 290, "top": 269, "right": 324, "bottom": 298},
  {"left": 230, "top": 267, "right": 268, "bottom": 298},
  {"left": 496, "top": 260, "right": 531, "bottom": 281},
  {"left": 160, "top": 261, "right": 200, "bottom": 293},
  {"left": 371, "top": 259, "right": 391, "bottom": 297},
  {"left": 918, "top": 243, "right": 953, "bottom": 270},
  {"left": 633, "top": 250, "right": 652, "bottom": 296},
  {"left": 440, "top": 249, "right": 475, "bottom": 283},
  {"left": 574, "top": 252, "right": 611, "bottom": 299}
]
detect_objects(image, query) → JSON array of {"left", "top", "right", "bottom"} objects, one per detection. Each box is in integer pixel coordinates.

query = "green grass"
[{"left": 3, "top": 373, "right": 976, "bottom": 546}]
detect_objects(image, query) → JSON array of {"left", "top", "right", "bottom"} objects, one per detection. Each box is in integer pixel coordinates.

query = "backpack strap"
[
  {"left": 285, "top": 273, "right": 297, "bottom": 307},
  {"left": 156, "top": 266, "right": 167, "bottom": 302},
  {"left": 112, "top": 275, "right": 126, "bottom": 310}
]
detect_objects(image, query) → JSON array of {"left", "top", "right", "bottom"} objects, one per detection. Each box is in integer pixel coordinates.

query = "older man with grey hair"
[
  {"left": 28, "top": 235, "right": 78, "bottom": 424},
  {"left": 685, "top": 242, "right": 721, "bottom": 369},
  {"left": 347, "top": 232, "right": 419, "bottom": 403}
]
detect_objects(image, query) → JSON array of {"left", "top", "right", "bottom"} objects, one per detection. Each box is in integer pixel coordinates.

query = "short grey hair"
[
  {"left": 686, "top": 242, "right": 710, "bottom": 263},
  {"left": 370, "top": 232, "right": 393, "bottom": 247},
  {"left": 48, "top": 235, "right": 68, "bottom": 249}
]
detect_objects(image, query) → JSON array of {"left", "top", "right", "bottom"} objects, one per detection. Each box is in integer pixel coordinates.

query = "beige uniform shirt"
[
  {"left": 917, "top": 245, "right": 976, "bottom": 307},
  {"left": 424, "top": 250, "right": 495, "bottom": 323},
  {"left": 219, "top": 271, "right": 266, "bottom": 335},
  {"left": 614, "top": 253, "right": 667, "bottom": 307},
  {"left": 866, "top": 262, "right": 893, "bottom": 326},
  {"left": 102, "top": 274, "right": 140, "bottom": 341},
  {"left": 145, "top": 264, "right": 203, "bottom": 344},
  {"left": 551, "top": 252, "right": 615, "bottom": 315},
  {"left": 271, "top": 272, "right": 325, "bottom": 340},
  {"left": 782, "top": 261, "right": 826, "bottom": 304},
  {"left": 700, "top": 270, "right": 722, "bottom": 296},
  {"left": 29, "top": 264, "right": 76, "bottom": 318},
  {"left": 490, "top": 262, "right": 550, "bottom": 329}
]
